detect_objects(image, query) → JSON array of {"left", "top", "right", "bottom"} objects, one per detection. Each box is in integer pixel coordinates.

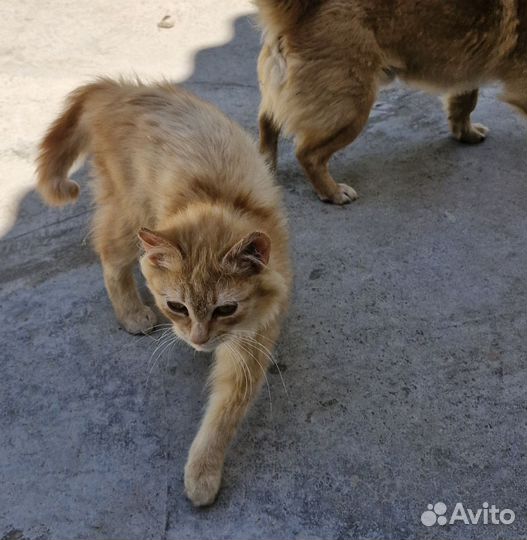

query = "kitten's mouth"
[
  {"left": 189, "top": 335, "right": 228, "bottom": 352},
  {"left": 170, "top": 328, "right": 218, "bottom": 352},
  {"left": 189, "top": 339, "right": 221, "bottom": 353},
  {"left": 191, "top": 343, "right": 215, "bottom": 352}
]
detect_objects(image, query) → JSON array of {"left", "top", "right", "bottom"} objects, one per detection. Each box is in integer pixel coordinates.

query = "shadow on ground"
[{"left": 1, "top": 13, "right": 527, "bottom": 540}]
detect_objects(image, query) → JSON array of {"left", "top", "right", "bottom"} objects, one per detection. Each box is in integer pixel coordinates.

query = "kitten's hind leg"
[
  {"left": 184, "top": 324, "right": 279, "bottom": 506},
  {"left": 93, "top": 206, "right": 157, "bottom": 334},
  {"left": 447, "top": 89, "right": 489, "bottom": 143},
  {"left": 259, "top": 112, "right": 281, "bottom": 171}
]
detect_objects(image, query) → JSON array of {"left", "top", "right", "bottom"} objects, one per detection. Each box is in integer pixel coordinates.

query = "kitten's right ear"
[
  {"left": 223, "top": 231, "right": 271, "bottom": 275},
  {"left": 138, "top": 228, "right": 180, "bottom": 269}
]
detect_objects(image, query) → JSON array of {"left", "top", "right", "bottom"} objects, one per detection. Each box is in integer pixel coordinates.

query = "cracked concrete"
[{"left": 1, "top": 1, "right": 526, "bottom": 539}]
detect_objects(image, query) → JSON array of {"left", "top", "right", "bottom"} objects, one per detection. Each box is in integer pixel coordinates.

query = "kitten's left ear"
[
  {"left": 223, "top": 231, "right": 271, "bottom": 274},
  {"left": 138, "top": 228, "right": 180, "bottom": 269}
]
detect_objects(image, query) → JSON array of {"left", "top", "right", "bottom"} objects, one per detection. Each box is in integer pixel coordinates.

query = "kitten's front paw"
[
  {"left": 320, "top": 183, "right": 358, "bottom": 205},
  {"left": 120, "top": 306, "right": 157, "bottom": 334},
  {"left": 184, "top": 455, "right": 222, "bottom": 507},
  {"left": 454, "top": 122, "right": 489, "bottom": 144}
]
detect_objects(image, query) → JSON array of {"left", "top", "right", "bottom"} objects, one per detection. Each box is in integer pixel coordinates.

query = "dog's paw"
[
  {"left": 119, "top": 305, "right": 157, "bottom": 334},
  {"left": 184, "top": 455, "right": 222, "bottom": 507},
  {"left": 320, "top": 183, "right": 358, "bottom": 205},
  {"left": 455, "top": 122, "right": 489, "bottom": 144}
]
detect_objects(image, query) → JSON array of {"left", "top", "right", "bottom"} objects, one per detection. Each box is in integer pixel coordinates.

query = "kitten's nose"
[{"left": 190, "top": 322, "right": 209, "bottom": 346}]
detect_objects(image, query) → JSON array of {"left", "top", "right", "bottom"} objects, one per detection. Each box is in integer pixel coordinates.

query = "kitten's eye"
[
  {"left": 213, "top": 303, "right": 238, "bottom": 318},
  {"left": 166, "top": 301, "right": 188, "bottom": 316}
]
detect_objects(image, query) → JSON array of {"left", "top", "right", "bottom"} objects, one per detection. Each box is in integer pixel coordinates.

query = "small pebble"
[{"left": 157, "top": 15, "right": 175, "bottom": 29}]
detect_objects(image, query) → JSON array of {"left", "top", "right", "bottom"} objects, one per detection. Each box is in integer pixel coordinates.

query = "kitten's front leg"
[{"left": 184, "top": 330, "right": 276, "bottom": 506}]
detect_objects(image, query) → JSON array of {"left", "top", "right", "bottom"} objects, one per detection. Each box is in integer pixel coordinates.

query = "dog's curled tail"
[
  {"left": 254, "top": 0, "right": 316, "bottom": 32},
  {"left": 36, "top": 79, "right": 115, "bottom": 206}
]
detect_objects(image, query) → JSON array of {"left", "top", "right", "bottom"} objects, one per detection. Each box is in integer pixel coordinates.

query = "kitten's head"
[{"left": 138, "top": 209, "right": 286, "bottom": 352}]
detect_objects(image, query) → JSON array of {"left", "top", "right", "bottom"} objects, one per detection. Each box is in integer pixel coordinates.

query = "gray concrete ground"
[{"left": 1, "top": 2, "right": 526, "bottom": 539}]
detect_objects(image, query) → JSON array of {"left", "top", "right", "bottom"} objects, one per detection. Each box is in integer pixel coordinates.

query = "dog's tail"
[
  {"left": 254, "top": 0, "right": 316, "bottom": 32},
  {"left": 36, "top": 79, "right": 116, "bottom": 206}
]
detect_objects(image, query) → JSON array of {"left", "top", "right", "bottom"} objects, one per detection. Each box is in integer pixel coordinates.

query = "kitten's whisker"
[
  {"left": 225, "top": 343, "right": 247, "bottom": 399},
  {"left": 230, "top": 336, "right": 273, "bottom": 416},
  {"left": 115, "top": 324, "right": 171, "bottom": 355},
  {"left": 236, "top": 335, "right": 289, "bottom": 399},
  {"left": 234, "top": 329, "right": 276, "bottom": 345},
  {"left": 146, "top": 334, "right": 181, "bottom": 385},
  {"left": 145, "top": 341, "right": 173, "bottom": 387},
  {"left": 228, "top": 344, "right": 253, "bottom": 401},
  {"left": 146, "top": 329, "right": 172, "bottom": 371},
  {"left": 146, "top": 330, "right": 180, "bottom": 385},
  {"left": 222, "top": 342, "right": 244, "bottom": 395},
  {"left": 227, "top": 332, "right": 276, "bottom": 390},
  {"left": 236, "top": 349, "right": 253, "bottom": 404},
  {"left": 238, "top": 336, "right": 282, "bottom": 378},
  {"left": 164, "top": 337, "right": 180, "bottom": 372}
]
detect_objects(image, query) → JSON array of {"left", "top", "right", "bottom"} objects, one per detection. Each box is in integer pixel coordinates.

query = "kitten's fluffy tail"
[
  {"left": 36, "top": 80, "right": 113, "bottom": 206},
  {"left": 254, "top": 0, "right": 316, "bottom": 31}
]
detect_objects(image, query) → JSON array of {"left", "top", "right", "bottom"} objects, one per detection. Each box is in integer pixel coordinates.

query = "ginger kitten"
[
  {"left": 256, "top": 0, "right": 526, "bottom": 204},
  {"left": 36, "top": 78, "right": 291, "bottom": 506}
]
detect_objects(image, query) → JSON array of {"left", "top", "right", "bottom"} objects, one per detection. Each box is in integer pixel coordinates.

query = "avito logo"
[{"left": 421, "top": 502, "right": 515, "bottom": 527}]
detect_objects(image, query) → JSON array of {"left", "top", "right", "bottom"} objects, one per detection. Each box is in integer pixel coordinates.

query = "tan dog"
[{"left": 256, "top": 0, "right": 526, "bottom": 204}]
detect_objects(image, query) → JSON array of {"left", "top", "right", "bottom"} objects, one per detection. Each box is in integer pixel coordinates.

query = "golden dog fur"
[{"left": 256, "top": 0, "right": 526, "bottom": 204}]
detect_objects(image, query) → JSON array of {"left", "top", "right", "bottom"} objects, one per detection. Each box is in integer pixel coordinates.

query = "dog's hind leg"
[
  {"left": 259, "top": 112, "right": 281, "bottom": 171},
  {"left": 446, "top": 89, "right": 489, "bottom": 144},
  {"left": 502, "top": 77, "right": 527, "bottom": 117},
  {"left": 295, "top": 100, "right": 373, "bottom": 205}
]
